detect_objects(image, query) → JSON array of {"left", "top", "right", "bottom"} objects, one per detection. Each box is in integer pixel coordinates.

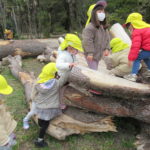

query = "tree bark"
[{"left": 63, "top": 85, "right": 150, "bottom": 124}]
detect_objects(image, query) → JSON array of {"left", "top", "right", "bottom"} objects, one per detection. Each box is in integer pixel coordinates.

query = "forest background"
[{"left": 0, "top": 0, "right": 150, "bottom": 39}]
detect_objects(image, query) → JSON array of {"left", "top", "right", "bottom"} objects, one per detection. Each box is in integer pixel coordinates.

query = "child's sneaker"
[
  {"left": 34, "top": 139, "right": 48, "bottom": 148},
  {"left": 123, "top": 74, "right": 137, "bottom": 82},
  {"left": 23, "top": 120, "right": 29, "bottom": 130}
]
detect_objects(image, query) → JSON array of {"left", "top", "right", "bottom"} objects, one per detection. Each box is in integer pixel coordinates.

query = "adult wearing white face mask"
[{"left": 82, "top": 0, "right": 110, "bottom": 71}]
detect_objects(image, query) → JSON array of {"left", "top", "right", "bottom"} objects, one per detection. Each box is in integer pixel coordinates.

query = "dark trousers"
[{"left": 38, "top": 119, "right": 50, "bottom": 139}]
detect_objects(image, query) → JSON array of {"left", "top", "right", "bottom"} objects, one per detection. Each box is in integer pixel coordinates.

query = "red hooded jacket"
[{"left": 128, "top": 28, "right": 150, "bottom": 61}]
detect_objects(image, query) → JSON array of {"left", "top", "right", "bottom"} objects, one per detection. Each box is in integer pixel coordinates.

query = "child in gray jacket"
[{"left": 23, "top": 63, "right": 65, "bottom": 148}]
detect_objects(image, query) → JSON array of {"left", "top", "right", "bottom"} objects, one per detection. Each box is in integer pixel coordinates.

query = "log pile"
[
  {"left": 4, "top": 55, "right": 117, "bottom": 140},
  {"left": 3, "top": 55, "right": 150, "bottom": 147}
]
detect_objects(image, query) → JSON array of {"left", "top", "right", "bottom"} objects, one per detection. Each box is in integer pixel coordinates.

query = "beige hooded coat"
[{"left": 0, "top": 100, "right": 17, "bottom": 146}]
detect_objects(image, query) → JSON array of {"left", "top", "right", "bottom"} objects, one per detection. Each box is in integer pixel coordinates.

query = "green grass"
[{"left": 1, "top": 58, "right": 137, "bottom": 150}]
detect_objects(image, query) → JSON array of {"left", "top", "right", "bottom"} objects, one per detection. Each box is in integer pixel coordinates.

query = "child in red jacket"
[{"left": 123, "top": 13, "right": 150, "bottom": 82}]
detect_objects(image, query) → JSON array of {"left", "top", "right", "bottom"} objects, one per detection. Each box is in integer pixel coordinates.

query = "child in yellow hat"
[
  {"left": 23, "top": 62, "right": 65, "bottom": 148},
  {"left": 4, "top": 29, "right": 13, "bottom": 40},
  {"left": 82, "top": 0, "right": 110, "bottom": 71},
  {"left": 23, "top": 62, "right": 58, "bottom": 130},
  {"left": 56, "top": 33, "right": 83, "bottom": 79},
  {"left": 104, "top": 38, "right": 132, "bottom": 77},
  {"left": 123, "top": 13, "right": 150, "bottom": 82},
  {"left": 0, "top": 75, "right": 17, "bottom": 150},
  {"left": 56, "top": 33, "right": 83, "bottom": 103}
]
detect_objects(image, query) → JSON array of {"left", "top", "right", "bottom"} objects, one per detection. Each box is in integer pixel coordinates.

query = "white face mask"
[{"left": 97, "top": 12, "right": 106, "bottom": 21}]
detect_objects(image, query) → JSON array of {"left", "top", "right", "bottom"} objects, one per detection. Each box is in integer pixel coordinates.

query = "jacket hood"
[{"left": 110, "top": 38, "right": 129, "bottom": 53}]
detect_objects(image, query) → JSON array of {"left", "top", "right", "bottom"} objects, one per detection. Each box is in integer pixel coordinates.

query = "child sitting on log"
[
  {"left": 0, "top": 75, "right": 17, "bottom": 150},
  {"left": 23, "top": 62, "right": 65, "bottom": 148},
  {"left": 104, "top": 37, "right": 132, "bottom": 77}
]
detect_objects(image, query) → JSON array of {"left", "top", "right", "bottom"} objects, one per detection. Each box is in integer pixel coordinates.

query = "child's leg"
[
  {"left": 0, "top": 145, "right": 12, "bottom": 150},
  {"left": 23, "top": 102, "right": 36, "bottom": 129},
  {"left": 23, "top": 102, "right": 36, "bottom": 121},
  {"left": 38, "top": 119, "right": 50, "bottom": 139},
  {"left": 143, "top": 58, "right": 150, "bottom": 70},
  {"left": 34, "top": 119, "right": 50, "bottom": 147},
  {"left": 132, "top": 50, "right": 150, "bottom": 74}
]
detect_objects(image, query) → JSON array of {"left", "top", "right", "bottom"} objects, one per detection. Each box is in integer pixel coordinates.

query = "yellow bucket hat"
[
  {"left": 125, "top": 12, "right": 150, "bottom": 29},
  {"left": 37, "top": 62, "right": 58, "bottom": 83},
  {"left": 85, "top": 4, "right": 96, "bottom": 27},
  {"left": 0, "top": 75, "right": 13, "bottom": 95},
  {"left": 60, "top": 33, "right": 83, "bottom": 52},
  {"left": 110, "top": 38, "right": 129, "bottom": 53}
]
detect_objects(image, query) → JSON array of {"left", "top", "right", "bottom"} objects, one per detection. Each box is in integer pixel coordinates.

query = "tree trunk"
[
  {"left": 69, "top": 66, "right": 150, "bottom": 101},
  {"left": 0, "top": 39, "right": 59, "bottom": 59},
  {"left": 63, "top": 85, "right": 150, "bottom": 124},
  {"left": 12, "top": 7, "right": 19, "bottom": 36},
  {"left": 6, "top": 55, "right": 116, "bottom": 140}
]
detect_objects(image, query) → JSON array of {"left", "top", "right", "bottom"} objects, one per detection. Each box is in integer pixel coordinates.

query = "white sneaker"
[
  {"left": 123, "top": 74, "right": 137, "bottom": 82},
  {"left": 23, "top": 120, "right": 29, "bottom": 129}
]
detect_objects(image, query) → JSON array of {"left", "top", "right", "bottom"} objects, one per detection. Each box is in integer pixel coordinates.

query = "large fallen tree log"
[
  {"left": 64, "top": 85, "right": 150, "bottom": 124},
  {"left": 68, "top": 66, "right": 150, "bottom": 101},
  {"left": 0, "top": 39, "right": 58, "bottom": 59},
  {"left": 6, "top": 55, "right": 116, "bottom": 140}
]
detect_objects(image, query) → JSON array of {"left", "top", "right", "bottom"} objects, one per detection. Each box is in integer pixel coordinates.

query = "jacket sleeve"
[
  {"left": 0, "top": 110, "right": 9, "bottom": 146},
  {"left": 0, "top": 125, "right": 9, "bottom": 146},
  {"left": 128, "top": 30, "right": 142, "bottom": 61},
  {"left": 56, "top": 53, "right": 70, "bottom": 71},
  {"left": 31, "top": 82, "right": 38, "bottom": 100},
  {"left": 104, "top": 54, "right": 120, "bottom": 70},
  {"left": 82, "top": 27, "right": 95, "bottom": 56},
  {"left": 105, "top": 30, "right": 111, "bottom": 50},
  {"left": 109, "top": 53, "right": 120, "bottom": 68},
  {"left": 103, "top": 56, "right": 113, "bottom": 70}
]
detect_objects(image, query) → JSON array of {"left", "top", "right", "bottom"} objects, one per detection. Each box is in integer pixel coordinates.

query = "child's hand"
[
  {"left": 87, "top": 55, "right": 93, "bottom": 61},
  {"left": 69, "top": 63, "right": 77, "bottom": 68}
]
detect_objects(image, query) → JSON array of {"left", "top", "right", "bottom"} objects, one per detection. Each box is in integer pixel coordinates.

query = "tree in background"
[{"left": 0, "top": 0, "right": 149, "bottom": 38}]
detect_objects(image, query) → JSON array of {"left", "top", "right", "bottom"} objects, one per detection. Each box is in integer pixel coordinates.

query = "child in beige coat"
[
  {"left": 104, "top": 38, "right": 132, "bottom": 77},
  {"left": 0, "top": 75, "right": 17, "bottom": 150}
]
